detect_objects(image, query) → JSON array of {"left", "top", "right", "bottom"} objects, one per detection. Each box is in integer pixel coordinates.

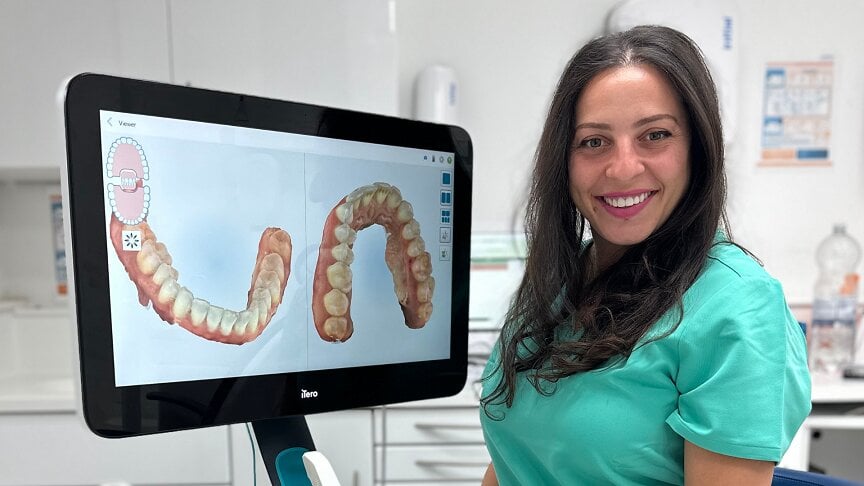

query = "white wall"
[
  {"left": 396, "top": 0, "right": 621, "bottom": 233},
  {"left": 728, "top": 0, "right": 864, "bottom": 302},
  {"left": 395, "top": 0, "right": 864, "bottom": 303},
  {"left": 3, "top": 0, "right": 863, "bottom": 305}
]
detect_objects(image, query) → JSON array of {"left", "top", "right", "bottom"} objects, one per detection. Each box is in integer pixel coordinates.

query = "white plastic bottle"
[{"left": 809, "top": 224, "right": 861, "bottom": 378}]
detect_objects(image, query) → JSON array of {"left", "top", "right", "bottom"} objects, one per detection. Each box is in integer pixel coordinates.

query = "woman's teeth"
[{"left": 603, "top": 191, "right": 651, "bottom": 208}]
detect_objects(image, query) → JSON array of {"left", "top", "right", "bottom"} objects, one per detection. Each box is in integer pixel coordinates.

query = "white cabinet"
[
  {"left": 168, "top": 0, "right": 397, "bottom": 116},
  {"left": 0, "top": 0, "right": 171, "bottom": 174},
  {"left": 780, "top": 380, "right": 864, "bottom": 481},
  {"left": 0, "top": 413, "right": 231, "bottom": 486},
  {"left": 374, "top": 404, "right": 488, "bottom": 485},
  {"left": 309, "top": 410, "right": 376, "bottom": 486}
]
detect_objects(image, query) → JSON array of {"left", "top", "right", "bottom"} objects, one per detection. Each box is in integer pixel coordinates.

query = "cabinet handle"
[
  {"left": 415, "top": 460, "right": 489, "bottom": 468},
  {"left": 414, "top": 423, "right": 482, "bottom": 430}
]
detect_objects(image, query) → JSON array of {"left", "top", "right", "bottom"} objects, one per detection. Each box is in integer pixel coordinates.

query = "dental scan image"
[{"left": 101, "top": 111, "right": 454, "bottom": 387}]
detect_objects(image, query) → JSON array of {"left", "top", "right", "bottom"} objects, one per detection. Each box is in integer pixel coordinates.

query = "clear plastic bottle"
[{"left": 809, "top": 224, "right": 861, "bottom": 378}]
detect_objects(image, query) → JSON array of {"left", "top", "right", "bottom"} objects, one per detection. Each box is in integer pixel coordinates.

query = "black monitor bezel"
[{"left": 64, "top": 73, "right": 472, "bottom": 438}]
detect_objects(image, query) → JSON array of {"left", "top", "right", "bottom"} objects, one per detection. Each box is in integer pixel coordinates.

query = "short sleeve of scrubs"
[{"left": 665, "top": 272, "right": 811, "bottom": 461}]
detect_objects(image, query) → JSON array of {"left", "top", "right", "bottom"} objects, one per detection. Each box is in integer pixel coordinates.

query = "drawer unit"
[
  {"left": 376, "top": 407, "right": 484, "bottom": 444},
  {"left": 375, "top": 444, "right": 490, "bottom": 482},
  {"left": 374, "top": 406, "right": 488, "bottom": 484}
]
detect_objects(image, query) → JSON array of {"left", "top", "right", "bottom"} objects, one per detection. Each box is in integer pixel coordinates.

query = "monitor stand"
[{"left": 252, "top": 415, "right": 341, "bottom": 485}]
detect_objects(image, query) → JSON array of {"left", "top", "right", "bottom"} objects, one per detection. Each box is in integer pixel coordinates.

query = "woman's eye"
[
  {"left": 646, "top": 130, "right": 670, "bottom": 141},
  {"left": 581, "top": 138, "right": 603, "bottom": 148}
]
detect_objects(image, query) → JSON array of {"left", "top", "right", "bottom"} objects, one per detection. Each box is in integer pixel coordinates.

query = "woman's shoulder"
[
  {"left": 679, "top": 240, "right": 783, "bottom": 319},
  {"left": 700, "top": 240, "right": 773, "bottom": 286}
]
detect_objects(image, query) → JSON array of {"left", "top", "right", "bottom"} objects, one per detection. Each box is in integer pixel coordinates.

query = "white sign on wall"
[{"left": 760, "top": 60, "right": 834, "bottom": 166}]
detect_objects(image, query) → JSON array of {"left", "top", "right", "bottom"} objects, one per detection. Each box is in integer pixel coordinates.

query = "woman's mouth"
[{"left": 597, "top": 190, "right": 656, "bottom": 219}]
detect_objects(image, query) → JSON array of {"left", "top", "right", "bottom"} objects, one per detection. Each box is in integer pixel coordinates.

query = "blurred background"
[{"left": 1, "top": 1, "right": 863, "bottom": 484}]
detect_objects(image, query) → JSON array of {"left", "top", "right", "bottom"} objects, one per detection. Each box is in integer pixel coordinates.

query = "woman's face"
[{"left": 568, "top": 64, "right": 691, "bottom": 267}]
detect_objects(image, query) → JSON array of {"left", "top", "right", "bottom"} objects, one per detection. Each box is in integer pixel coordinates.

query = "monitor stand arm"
[{"left": 252, "top": 416, "right": 341, "bottom": 485}]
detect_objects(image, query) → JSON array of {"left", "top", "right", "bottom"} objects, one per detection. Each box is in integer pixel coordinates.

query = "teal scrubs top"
[{"left": 480, "top": 241, "right": 811, "bottom": 485}]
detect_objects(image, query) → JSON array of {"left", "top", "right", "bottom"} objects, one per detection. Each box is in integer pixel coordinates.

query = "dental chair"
[{"left": 773, "top": 467, "right": 863, "bottom": 485}]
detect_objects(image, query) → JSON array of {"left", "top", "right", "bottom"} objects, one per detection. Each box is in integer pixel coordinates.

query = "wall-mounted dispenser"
[{"left": 413, "top": 64, "right": 459, "bottom": 125}]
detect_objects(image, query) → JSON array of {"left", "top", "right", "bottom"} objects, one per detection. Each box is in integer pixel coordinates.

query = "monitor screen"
[{"left": 63, "top": 74, "right": 472, "bottom": 437}]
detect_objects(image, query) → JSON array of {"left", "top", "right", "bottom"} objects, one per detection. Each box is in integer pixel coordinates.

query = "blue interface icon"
[
  {"left": 441, "top": 171, "right": 452, "bottom": 186},
  {"left": 441, "top": 209, "right": 451, "bottom": 224},
  {"left": 440, "top": 190, "right": 452, "bottom": 206}
]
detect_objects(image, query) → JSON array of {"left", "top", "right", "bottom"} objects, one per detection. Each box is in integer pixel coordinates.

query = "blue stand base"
[
  {"left": 252, "top": 416, "right": 316, "bottom": 486},
  {"left": 275, "top": 447, "right": 313, "bottom": 486}
]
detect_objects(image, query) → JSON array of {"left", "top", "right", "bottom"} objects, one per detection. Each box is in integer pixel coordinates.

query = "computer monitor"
[{"left": 62, "top": 74, "right": 472, "bottom": 439}]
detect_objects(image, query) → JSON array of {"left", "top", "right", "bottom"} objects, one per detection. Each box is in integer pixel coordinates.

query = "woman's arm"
[
  {"left": 481, "top": 462, "right": 499, "bottom": 486},
  {"left": 684, "top": 441, "right": 774, "bottom": 485}
]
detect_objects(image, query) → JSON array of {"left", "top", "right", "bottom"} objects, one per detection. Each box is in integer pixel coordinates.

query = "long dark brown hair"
[{"left": 482, "top": 25, "right": 731, "bottom": 415}]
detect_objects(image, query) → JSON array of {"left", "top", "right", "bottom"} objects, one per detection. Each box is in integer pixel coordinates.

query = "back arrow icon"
[{"left": 107, "top": 117, "right": 113, "bottom": 127}]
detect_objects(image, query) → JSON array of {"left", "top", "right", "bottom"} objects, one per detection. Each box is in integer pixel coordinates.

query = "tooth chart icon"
[{"left": 106, "top": 138, "right": 433, "bottom": 345}]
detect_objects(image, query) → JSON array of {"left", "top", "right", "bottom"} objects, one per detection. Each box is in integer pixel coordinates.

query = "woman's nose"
[{"left": 605, "top": 142, "right": 645, "bottom": 180}]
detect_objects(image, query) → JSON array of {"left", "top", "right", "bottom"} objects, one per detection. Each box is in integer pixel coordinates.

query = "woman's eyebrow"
[
  {"left": 574, "top": 114, "right": 679, "bottom": 132},
  {"left": 633, "top": 114, "right": 679, "bottom": 128},
  {"left": 574, "top": 122, "right": 612, "bottom": 131}
]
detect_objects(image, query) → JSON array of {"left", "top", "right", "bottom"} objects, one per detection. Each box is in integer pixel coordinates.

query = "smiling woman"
[
  {"left": 479, "top": 25, "right": 811, "bottom": 486},
  {"left": 569, "top": 63, "right": 691, "bottom": 268}
]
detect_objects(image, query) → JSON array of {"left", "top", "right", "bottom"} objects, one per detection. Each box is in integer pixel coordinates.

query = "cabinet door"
[
  {"left": 0, "top": 0, "right": 170, "bottom": 172},
  {"left": 169, "top": 0, "right": 397, "bottom": 116},
  {"left": 308, "top": 410, "right": 375, "bottom": 486},
  {"left": 0, "top": 413, "right": 230, "bottom": 485}
]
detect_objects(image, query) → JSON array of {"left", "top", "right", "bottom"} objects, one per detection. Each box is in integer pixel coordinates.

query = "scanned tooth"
[
  {"left": 206, "top": 306, "right": 225, "bottom": 332},
  {"left": 158, "top": 279, "right": 180, "bottom": 305},
  {"left": 374, "top": 186, "right": 389, "bottom": 204},
  {"left": 361, "top": 190, "right": 375, "bottom": 207},
  {"left": 331, "top": 243, "right": 355, "bottom": 264},
  {"left": 395, "top": 282, "right": 408, "bottom": 305},
  {"left": 335, "top": 203, "right": 354, "bottom": 225},
  {"left": 256, "top": 298, "right": 269, "bottom": 325},
  {"left": 411, "top": 253, "right": 432, "bottom": 282},
  {"left": 260, "top": 253, "right": 285, "bottom": 282},
  {"left": 396, "top": 201, "right": 414, "bottom": 222},
  {"left": 417, "top": 278, "right": 434, "bottom": 303},
  {"left": 152, "top": 263, "right": 172, "bottom": 286},
  {"left": 335, "top": 224, "right": 355, "bottom": 244},
  {"left": 324, "top": 317, "right": 348, "bottom": 340},
  {"left": 327, "top": 262, "right": 353, "bottom": 293},
  {"left": 253, "top": 287, "right": 272, "bottom": 310},
  {"left": 407, "top": 236, "right": 426, "bottom": 258},
  {"left": 268, "top": 230, "right": 292, "bottom": 257},
  {"left": 154, "top": 242, "right": 172, "bottom": 266},
  {"left": 255, "top": 269, "right": 279, "bottom": 290},
  {"left": 418, "top": 302, "right": 433, "bottom": 321},
  {"left": 323, "top": 289, "right": 349, "bottom": 316},
  {"left": 255, "top": 270, "right": 281, "bottom": 304},
  {"left": 334, "top": 224, "right": 357, "bottom": 245},
  {"left": 219, "top": 310, "right": 238, "bottom": 336},
  {"left": 335, "top": 224, "right": 350, "bottom": 243},
  {"left": 347, "top": 185, "right": 372, "bottom": 202},
  {"left": 234, "top": 310, "right": 252, "bottom": 335},
  {"left": 244, "top": 306, "right": 260, "bottom": 333},
  {"left": 402, "top": 219, "right": 420, "bottom": 240},
  {"left": 172, "top": 287, "right": 193, "bottom": 319},
  {"left": 190, "top": 298, "right": 210, "bottom": 327},
  {"left": 136, "top": 243, "right": 161, "bottom": 275},
  {"left": 385, "top": 190, "right": 402, "bottom": 209}
]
